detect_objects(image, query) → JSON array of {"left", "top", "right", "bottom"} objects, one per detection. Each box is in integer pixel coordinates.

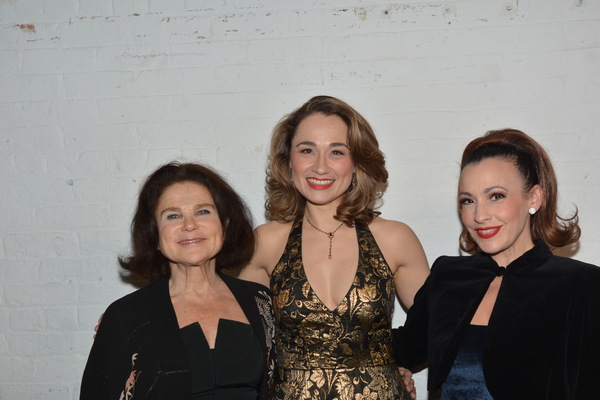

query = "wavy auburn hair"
[
  {"left": 458, "top": 128, "right": 580, "bottom": 254},
  {"left": 119, "top": 162, "right": 255, "bottom": 281},
  {"left": 265, "top": 95, "right": 388, "bottom": 226}
]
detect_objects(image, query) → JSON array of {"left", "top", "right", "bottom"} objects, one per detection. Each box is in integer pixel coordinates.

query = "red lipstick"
[
  {"left": 306, "top": 178, "right": 334, "bottom": 190},
  {"left": 475, "top": 226, "right": 501, "bottom": 239}
]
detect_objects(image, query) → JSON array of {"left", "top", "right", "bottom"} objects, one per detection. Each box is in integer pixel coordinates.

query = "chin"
[{"left": 472, "top": 240, "right": 503, "bottom": 256}]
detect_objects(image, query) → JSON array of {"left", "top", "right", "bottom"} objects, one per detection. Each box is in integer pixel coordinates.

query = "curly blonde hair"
[{"left": 265, "top": 95, "right": 388, "bottom": 226}]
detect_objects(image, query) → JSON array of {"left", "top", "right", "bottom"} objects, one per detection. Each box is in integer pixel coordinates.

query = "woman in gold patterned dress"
[{"left": 239, "top": 96, "right": 430, "bottom": 400}]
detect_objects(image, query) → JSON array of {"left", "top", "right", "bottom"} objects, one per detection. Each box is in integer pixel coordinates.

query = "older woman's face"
[
  {"left": 458, "top": 157, "right": 541, "bottom": 266},
  {"left": 155, "top": 181, "right": 224, "bottom": 270}
]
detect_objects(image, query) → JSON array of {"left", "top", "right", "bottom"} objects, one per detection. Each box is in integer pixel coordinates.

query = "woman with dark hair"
[
  {"left": 81, "top": 162, "right": 274, "bottom": 400},
  {"left": 240, "top": 95, "right": 430, "bottom": 399},
  {"left": 394, "top": 129, "right": 600, "bottom": 399}
]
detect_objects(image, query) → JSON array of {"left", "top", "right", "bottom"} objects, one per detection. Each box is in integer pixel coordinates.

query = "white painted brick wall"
[{"left": 1, "top": 1, "right": 599, "bottom": 398}]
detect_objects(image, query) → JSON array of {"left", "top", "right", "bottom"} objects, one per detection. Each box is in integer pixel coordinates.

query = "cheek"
[
  {"left": 459, "top": 207, "right": 471, "bottom": 226},
  {"left": 498, "top": 201, "right": 522, "bottom": 222},
  {"left": 289, "top": 157, "right": 306, "bottom": 189},
  {"left": 341, "top": 161, "right": 354, "bottom": 176},
  {"left": 157, "top": 225, "right": 172, "bottom": 248},
  {"left": 289, "top": 154, "right": 305, "bottom": 174}
]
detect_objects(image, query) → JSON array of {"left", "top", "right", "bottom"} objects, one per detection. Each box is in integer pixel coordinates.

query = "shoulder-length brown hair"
[
  {"left": 458, "top": 128, "right": 580, "bottom": 254},
  {"left": 119, "top": 162, "right": 255, "bottom": 281},
  {"left": 265, "top": 95, "right": 388, "bottom": 226}
]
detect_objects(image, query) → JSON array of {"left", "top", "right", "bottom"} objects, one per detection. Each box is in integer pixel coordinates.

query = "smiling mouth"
[
  {"left": 475, "top": 226, "right": 501, "bottom": 239},
  {"left": 179, "top": 238, "right": 205, "bottom": 245},
  {"left": 306, "top": 178, "right": 334, "bottom": 189}
]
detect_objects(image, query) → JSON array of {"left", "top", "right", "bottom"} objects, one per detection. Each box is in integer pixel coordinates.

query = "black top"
[
  {"left": 441, "top": 325, "right": 493, "bottom": 400},
  {"left": 393, "top": 240, "right": 600, "bottom": 399},
  {"left": 80, "top": 274, "right": 274, "bottom": 400},
  {"left": 181, "top": 319, "right": 263, "bottom": 400}
]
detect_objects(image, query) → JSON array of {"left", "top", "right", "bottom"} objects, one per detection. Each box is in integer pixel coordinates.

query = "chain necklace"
[{"left": 305, "top": 215, "right": 344, "bottom": 259}]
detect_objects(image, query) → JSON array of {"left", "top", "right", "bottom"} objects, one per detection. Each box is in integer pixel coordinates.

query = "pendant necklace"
[{"left": 305, "top": 215, "right": 344, "bottom": 259}]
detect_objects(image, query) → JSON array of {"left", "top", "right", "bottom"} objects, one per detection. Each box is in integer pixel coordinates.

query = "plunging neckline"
[{"left": 300, "top": 222, "right": 359, "bottom": 312}]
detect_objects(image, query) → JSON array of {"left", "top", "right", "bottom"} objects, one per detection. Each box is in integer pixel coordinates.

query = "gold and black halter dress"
[{"left": 270, "top": 217, "right": 409, "bottom": 400}]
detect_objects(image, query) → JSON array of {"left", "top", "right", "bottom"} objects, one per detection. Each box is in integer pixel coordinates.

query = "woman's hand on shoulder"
[
  {"left": 238, "top": 221, "right": 290, "bottom": 287},
  {"left": 370, "top": 218, "right": 430, "bottom": 309}
]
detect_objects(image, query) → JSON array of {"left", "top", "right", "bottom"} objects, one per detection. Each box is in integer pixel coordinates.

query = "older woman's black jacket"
[
  {"left": 393, "top": 241, "right": 600, "bottom": 399},
  {"left": 80, "top": 273, "right": 274, "bottom": 400}
]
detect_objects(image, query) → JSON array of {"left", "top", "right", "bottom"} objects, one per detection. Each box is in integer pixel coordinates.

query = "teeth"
[
  {"left": 180, "top": 238, "right": 203, "bottom": 244},
  {"left": 477, "top": 227, "right": 499, "bottom": 235},
  {"left": 307, "top": 178, "right": 333, "bottom": 185}
]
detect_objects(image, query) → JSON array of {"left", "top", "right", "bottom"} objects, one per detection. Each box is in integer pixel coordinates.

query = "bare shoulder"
[
  {"left": 255, "top": 220, "right": 293, "bottom": 239},
  {"left": 239, "top": 221, "right": 292, "bottom": 285},
  {"left": 255, "top": 221, "right": 293, "bottom": 256},
  {"left": 368, "top": 216, "right": 420, "bottom": 243},
  {"left": 368, "top": 216, "right": 427, "bottom": 268}
]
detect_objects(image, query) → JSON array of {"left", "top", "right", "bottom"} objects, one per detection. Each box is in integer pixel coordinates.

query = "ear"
[{"left": 529, "top": 184, "right": 543, "bottom": 211}]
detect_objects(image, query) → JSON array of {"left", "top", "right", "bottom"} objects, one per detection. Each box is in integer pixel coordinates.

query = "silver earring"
[{"left": 528, "top": 207, "right": 537, "bottom": 215}]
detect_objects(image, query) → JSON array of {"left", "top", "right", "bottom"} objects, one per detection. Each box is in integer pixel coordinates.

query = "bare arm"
[{"left": 370, "top": 218, "right": 430, "bottom": 309}]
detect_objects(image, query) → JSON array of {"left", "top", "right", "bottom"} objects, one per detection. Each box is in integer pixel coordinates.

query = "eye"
[
  {"left": 196, "top": 209, "right": 210, "bottom": 216},
  {"left": 166, "top": 213, "right": 180, "bottom": 220},
  {"left": 490, "top": 192, "right": 505, "bottom": 200},
  {"left": 331, "top": 149, "right": 346, "bottom": 156},
  {"left": 298, "top": 147, "right": 314, "bottom": 154},
  {"left": 459, "top": 197, "right": 474, "bottom": 206}
]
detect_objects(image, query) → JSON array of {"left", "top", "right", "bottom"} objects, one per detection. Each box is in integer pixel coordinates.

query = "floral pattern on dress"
[{"left": 269, "top": 217, "right": 408, "bottom": 400}]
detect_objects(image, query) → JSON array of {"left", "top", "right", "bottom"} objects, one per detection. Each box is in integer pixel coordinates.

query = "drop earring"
[{"left": 348, "top": 172, "right": 357, "bottom": 191}]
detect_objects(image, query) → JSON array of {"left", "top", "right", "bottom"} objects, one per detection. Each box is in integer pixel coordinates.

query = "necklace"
[{"left": 305, "top": 216, "right": 344, "bottom": 259}]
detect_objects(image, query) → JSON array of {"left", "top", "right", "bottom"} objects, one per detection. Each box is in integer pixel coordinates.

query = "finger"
[{"left": 93, "top": 313, "right": 104, "bottom": 339}]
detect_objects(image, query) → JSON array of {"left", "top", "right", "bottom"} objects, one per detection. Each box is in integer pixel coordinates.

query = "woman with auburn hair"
[
  {"left": 240, "top": 95, "right": 430, "bottom": 399},
  {"left": 394, "top": 129, "right": 600, "bottom": 399}
]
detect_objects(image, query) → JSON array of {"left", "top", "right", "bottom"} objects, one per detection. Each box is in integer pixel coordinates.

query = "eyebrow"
[
  {"left": 459, "top": 186, "right": 508, "bottom": 197},
  {"left": 158, "top": 203, "right": 216, "bottom": 216},
  {"left": 158, "top": 207, "right": 179, "bottom": 217},
  {"left": 483, "top": 185, "right": 507, "bottom": 193},
  {"left": 295, "top": 141, "right": 349, "bottom": 148}
]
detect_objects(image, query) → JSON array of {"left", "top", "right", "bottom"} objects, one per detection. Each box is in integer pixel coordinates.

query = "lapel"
[
  {"left": 219, "top": 273, "right": 268, "bottom": 358},
  {"left": 136, "top": 275, "right": 269, "bottom": 399},
  {"left": 144, "top": 278, "right": 191, "bottom": 398}
]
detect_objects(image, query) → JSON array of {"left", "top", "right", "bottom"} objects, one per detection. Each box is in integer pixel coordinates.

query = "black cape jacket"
[
  {"left": 393, "top": 241, "right": 600, "bottom": 399},
  {"left": 80, "top": 273, "right": 274, "bottom": 400}
]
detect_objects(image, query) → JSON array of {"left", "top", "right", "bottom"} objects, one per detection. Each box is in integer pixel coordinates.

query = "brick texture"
[{"left": 1, "top": 1, "right": 599, "bottom": 398}]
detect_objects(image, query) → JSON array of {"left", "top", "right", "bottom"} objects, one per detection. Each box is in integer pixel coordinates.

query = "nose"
[
  {"left": 473, "top": 204, "right": 490, "bottom": 224},
  {"left": 182, "top": 215, "right": 198, "bottom": 231},
  {"left": 312, "top": 153, "right": 329, "bottom": 175}
]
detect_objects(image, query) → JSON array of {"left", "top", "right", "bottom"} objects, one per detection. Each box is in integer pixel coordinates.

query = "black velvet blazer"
[
  {"left": 80, "top": 273, "right": 274, "bottom": 400},
  {"left": 393, "top": 241, "right": 600, "bottom": 399}
]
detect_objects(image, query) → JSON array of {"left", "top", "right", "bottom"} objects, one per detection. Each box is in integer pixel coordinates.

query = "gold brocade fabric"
[{"left": 269, "top": 218, "right": 408, "bottom": 400}]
